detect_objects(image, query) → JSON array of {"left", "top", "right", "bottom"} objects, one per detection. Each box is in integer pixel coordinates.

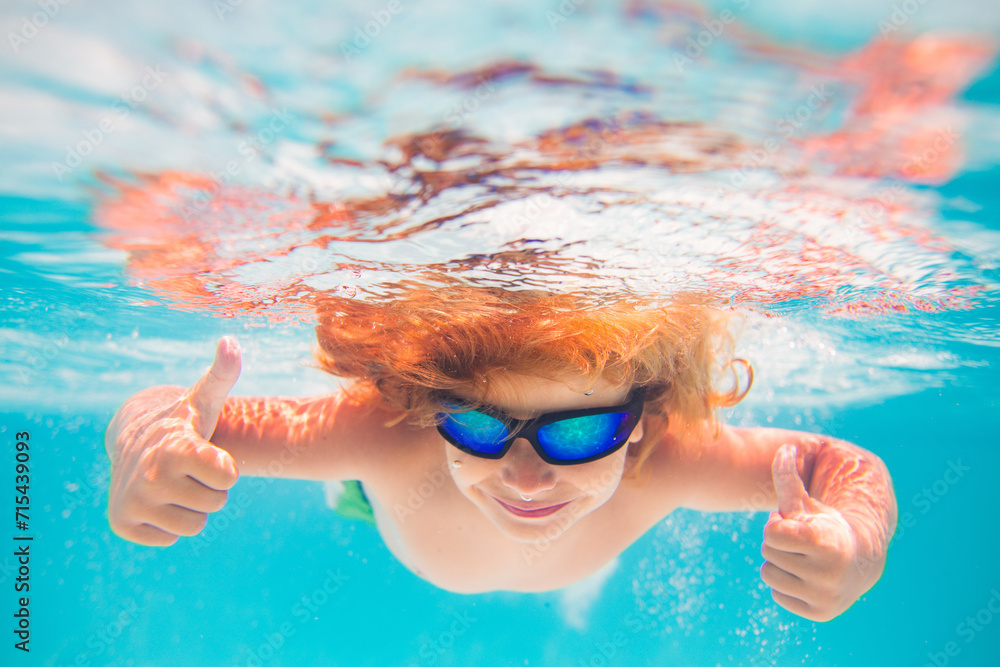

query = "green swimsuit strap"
[{"left": 332, "top": 480, "right": 376, "bottom": 526}]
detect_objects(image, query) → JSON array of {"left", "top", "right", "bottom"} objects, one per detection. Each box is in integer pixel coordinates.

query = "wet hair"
[{"left": 313, "top": 281, "right": 751, "bottom": 478}]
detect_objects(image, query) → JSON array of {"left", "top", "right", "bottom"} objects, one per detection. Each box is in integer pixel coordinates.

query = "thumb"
[
  {"left": 188, "top": 337, "right": 241, "bottom": 440},
  {"left": 772, "top": 444, "right": 809, "bottom": 518}
]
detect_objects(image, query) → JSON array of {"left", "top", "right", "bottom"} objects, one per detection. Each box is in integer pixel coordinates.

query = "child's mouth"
[{"left": 493, "top": 497, "right": 571, "bottom": 518}]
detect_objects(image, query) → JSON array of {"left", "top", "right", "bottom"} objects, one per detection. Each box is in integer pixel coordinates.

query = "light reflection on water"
[{"left": 64, "top": 6, "right": 997, "bottom": 409}]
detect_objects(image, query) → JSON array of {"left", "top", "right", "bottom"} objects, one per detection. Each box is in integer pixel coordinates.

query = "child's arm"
[
  {"left": 663, "top": 426, "right": 898, "bottom": 622},
  {"left": 105, "top": 337, "right": 383, "bottom": 547}
]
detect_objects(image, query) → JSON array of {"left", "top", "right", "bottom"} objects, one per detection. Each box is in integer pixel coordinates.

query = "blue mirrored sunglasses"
[{"left": 435, "top": 387, "right": 647, "bottom": 465}]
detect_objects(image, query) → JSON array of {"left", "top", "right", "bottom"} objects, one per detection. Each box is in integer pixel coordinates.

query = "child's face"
[{"left": 444, "top": 372, "right": 644, "bottom": 544}]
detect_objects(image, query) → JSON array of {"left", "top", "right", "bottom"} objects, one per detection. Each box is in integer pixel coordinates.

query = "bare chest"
[{"left": 362, "top": 468, "right": 666, "bottom": 593}]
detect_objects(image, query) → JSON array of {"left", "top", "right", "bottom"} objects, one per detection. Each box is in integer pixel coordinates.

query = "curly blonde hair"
[{"left": 313, "top": 281, "right": 751, "bottom": 476}]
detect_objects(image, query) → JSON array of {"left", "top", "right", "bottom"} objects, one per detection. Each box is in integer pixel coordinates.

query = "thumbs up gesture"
[
  {"left": 106, "top": 337, "right": 242, "bottom": 546},
  {"left": 760, "top": 444, "right": 868, "bottom": 622}
]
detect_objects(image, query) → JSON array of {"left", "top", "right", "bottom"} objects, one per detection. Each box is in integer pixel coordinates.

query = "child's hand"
[
  {"left": 759, "top": 444, "right": 866, "bottom": 622},
  {"left": 106, "top": 337, "right": 241, "bottom": 546}
]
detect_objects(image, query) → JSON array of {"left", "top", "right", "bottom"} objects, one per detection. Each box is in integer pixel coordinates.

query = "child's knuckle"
[
  {"left": 184, "top": 512, "right": 209, "bottom": 536},
  {"left": 814, "top": 578, "right": 844, "bottom": 605},
  {"left": 208, "top": 490, "right": 229, "bottom": 512},
  {"left": 108, "top": 513, "right": 129, "bottom": 537},
  {"left": 138, "top": 453, "right": 168, "bottom": 486}
]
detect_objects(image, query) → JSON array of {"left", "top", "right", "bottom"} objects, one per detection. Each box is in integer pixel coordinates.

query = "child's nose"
[{"left": 500, "top": 439, "right": 556, "bottom": 495}]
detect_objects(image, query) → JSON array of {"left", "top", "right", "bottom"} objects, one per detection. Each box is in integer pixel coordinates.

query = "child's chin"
[{"left": 489, "top": 510, "right": 583, "bottom": 545}]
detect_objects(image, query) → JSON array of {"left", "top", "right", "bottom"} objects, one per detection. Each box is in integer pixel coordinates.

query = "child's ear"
[{"left": 628, "top": 416, "right": 645, "bottom": 444}]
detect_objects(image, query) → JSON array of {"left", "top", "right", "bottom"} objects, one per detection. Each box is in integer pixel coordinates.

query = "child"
[{"left": 105, "top": 286, "right": 897, "bottom": 622}]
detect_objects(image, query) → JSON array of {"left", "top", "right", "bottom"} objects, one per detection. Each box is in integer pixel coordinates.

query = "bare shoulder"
[
  {"left": 347, "top": 409, "right": 450, "bottom": 524},
  {"left": 632, "top": 423, "right": 770, "bottom": 514},
  {"left": 319, "top": 393, "right": 434, "bottom": 474},
  {"left": 639, "top": 423, "right": 840, "bottom": 513},
  {"left": 612, "top": 427, "right": 700, "bottom": 526},
  {"left": 214, "top": 390, "right": 436, "bottom": 482}
]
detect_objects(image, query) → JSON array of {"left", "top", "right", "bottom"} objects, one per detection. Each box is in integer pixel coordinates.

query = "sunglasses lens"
[
  {"left": 537, "top": 412, "right": 635, "bottom": 462},
  {"left": 439, "top": 409, "right": 509, "bottom": 454}
]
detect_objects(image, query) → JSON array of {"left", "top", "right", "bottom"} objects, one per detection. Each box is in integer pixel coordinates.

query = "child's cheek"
[
  {"left": 446, "top": 455, "right": 492, "bottom": 489},
  {"left": 575, "top": 454, "right": 628, "bottom": 501}
]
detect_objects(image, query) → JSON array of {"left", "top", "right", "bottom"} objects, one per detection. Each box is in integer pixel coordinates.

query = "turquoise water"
[{"left": 3, "top": 0, "right": 1000, "bottom": 665}]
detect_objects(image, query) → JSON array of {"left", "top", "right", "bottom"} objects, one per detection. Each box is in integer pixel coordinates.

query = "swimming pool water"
[{"left": 2, "top": 1, "right": 1000, "bottom": 665}]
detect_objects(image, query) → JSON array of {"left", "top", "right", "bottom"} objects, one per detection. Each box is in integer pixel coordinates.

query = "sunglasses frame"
[{"left": 435, "top": 386, "right": 647, "bottom": 465}]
